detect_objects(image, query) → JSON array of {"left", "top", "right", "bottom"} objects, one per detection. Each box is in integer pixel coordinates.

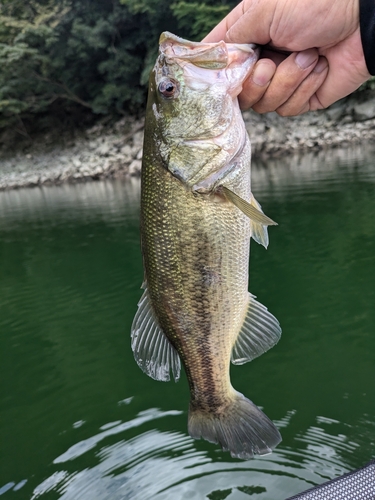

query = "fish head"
[{"left": 146, "top": 32, "right": 259, "bottom": 185}]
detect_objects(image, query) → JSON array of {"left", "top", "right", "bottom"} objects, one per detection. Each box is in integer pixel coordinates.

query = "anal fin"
[
  {"left": 231, "top": 293, "right": 281, "bottom": 365},
  {"left": 131, "top": 286, "right": 181, "bottom": 382}
]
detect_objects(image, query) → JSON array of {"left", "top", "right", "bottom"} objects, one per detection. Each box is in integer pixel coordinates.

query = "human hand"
[{"left": 203, "top": 0, "right": 371, "bottom": 116}]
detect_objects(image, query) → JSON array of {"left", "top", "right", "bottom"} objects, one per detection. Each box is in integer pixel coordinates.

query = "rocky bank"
[{"left": 1, "top": 92, "right": 375, "bottom": 191}]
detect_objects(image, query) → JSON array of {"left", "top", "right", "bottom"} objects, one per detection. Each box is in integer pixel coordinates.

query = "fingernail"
[
  {"left": 314, "top": 57, "right": 328, "bottom": 73},
  {"left": 252, "top": 62, "right": 275, "bottom": 86},
  {"left": 295, "top": 49, "right": 318, "bottom": 69}
]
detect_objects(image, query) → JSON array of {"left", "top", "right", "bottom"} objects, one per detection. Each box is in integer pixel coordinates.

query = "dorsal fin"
[
  {"left": 131, "top": 286, "right": 181, "bottom": 382},
  {"left": 231, "top": 293, "right": 281, "bottom": 365}
]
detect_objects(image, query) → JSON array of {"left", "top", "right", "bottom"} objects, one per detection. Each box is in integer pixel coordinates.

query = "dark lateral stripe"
[{"left": 360, "top": 0, "right": 375, "bottom": 75}]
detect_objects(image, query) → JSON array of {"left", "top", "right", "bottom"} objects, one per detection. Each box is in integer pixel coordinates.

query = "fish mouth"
[
  {"left": 159, "top": 32, "right": 259, "bottom": 89},
  {"left": 160, "top": 32, "right": 229, "bottom": 69},
  {"left": 159, "top": 31, "right": 257, "bottom": 57}
]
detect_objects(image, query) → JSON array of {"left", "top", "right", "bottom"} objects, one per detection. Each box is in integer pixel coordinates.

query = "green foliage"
[
  {"left": 0, "top": 0, "right": 236, "bottom": 132},
  {"left": 171, "top": 2, "right": 231, "bottom": 40}
]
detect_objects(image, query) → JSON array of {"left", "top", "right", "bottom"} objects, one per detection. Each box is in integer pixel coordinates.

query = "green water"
[{"left": 0, "top": 147, "right": 374, "bottom": 499}]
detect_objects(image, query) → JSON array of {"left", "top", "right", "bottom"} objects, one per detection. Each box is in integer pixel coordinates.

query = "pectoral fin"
[
  {"left": 131, "top": 286, "right": 181, "bottom": 382},
  {"left": 221, "top": 186, "right": 276, "bottom": 225},
  {"left": 248, "top": 194, "right": 271, "bottom": 248},
  {"left": 220, "top": 186, "right": 276, "bottom": 248},
  {"left": 231, "top": 293, "right": 281, "bottom": 365}
]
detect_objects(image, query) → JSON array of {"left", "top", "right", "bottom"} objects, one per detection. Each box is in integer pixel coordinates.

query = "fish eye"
[{"left": 158, "top": 78, "right": 179, "bottom": 99}]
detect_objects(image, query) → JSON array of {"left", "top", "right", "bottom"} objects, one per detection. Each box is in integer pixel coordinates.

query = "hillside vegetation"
[
  {"left": 1, "top": 0, "right": 374, "bottom": 144},
  {"left": 0, "top": 0, "right": 234, "bottom": 138}
]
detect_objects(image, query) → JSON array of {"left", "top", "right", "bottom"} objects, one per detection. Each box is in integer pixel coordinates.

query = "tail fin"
[{"left": 188, "top": 391, "right": 281, "bottom": 459}]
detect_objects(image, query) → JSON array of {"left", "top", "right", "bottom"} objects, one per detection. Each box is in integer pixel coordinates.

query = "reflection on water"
[
  {"left": 53, "top": 408, "right": 183, "bottom": 464},
  {"left": 1, "top": 146, "right": 375, "bottom": 499},
  {"left": 30, "top": 405, "right": 359, "bottom": 500},
  {"left": 252, "top": 144, "right": 375, "bottom": 195},
  {"left": 0, "top": 178, "right": 140, "bottom": 226}
]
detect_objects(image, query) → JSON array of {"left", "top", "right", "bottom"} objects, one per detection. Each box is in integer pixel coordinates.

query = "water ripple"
[
  {"left": 28, "top": 409, "right": 367, "bottom": 500},
  {"left": 53, "top": 408, "right": 182, "bottom": 464}
]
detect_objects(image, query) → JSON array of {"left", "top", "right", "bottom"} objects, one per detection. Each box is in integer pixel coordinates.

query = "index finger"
[
  {"left": 202, "top": 0, "right": 273, "bottom": 44},
  {"left": 202, "top": 4, "right": 241, "bottom": 42}
]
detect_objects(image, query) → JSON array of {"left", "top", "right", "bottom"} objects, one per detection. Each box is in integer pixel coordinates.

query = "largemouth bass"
[{"left": 131, "top": 32, "right": 282, "bottom": 459}]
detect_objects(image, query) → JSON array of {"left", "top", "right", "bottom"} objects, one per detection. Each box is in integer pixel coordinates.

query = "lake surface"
[{"left": 1, "top": 146, "right": 374, "bottom": 499}]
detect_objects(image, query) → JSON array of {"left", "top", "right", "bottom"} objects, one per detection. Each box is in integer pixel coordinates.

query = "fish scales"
[
  {"left": 132, "top": 32, "right": 282, "bottom": 459},
  {"left": 142, "top": 143, "right": 251, "bottom": 408}
]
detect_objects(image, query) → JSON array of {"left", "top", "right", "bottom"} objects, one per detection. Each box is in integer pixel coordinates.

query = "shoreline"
[{"left": 1, "top": 92, "right": 375, "bottom": 191}]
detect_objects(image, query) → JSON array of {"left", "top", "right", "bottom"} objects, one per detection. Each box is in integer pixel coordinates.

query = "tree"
[{"left": 0, "top": 0, "right": 235, "bottom": 134}]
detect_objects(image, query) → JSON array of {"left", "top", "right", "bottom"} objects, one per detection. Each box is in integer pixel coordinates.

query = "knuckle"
[
  {"left": 276, "top": 103, "right": 308, "bottom": 117},
  {"left": 276, "top": 106, "right": 292, "bottom": 117},
  {"left": 251, "top": 102, "right": 270, "bottom": 114}
]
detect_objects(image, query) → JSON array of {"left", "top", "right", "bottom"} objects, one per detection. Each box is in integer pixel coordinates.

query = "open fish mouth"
[{"left": 158, "top": 31, "right": 259, "bottom": 97}]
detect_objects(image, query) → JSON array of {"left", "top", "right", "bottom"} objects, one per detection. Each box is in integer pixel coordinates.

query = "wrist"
[{"left": 359, "top": 0, "right": 375, "bottom": 74}]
